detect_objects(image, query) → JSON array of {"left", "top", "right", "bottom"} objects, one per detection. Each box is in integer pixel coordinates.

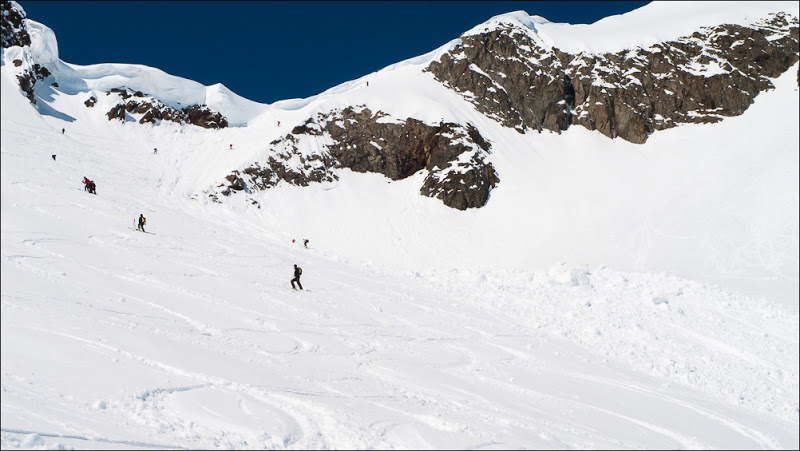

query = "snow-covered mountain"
[{"left": 2, "top": 1, "right": 798, "bottom": 449}]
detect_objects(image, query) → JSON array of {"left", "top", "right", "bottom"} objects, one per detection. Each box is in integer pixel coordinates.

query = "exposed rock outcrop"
[
  {"left": 15, "top": 70, "right": 34, "bottom": 102},
  {"left": 1, "top": 0, "right": 31, "bottom": 49},
  {"left": 102, "top": 88, "right": 228, "bottom": 129},
  {"left": 322, "top": 108, "right": 498, "bottom": 210},
  {"left": 216, "top": 107, "right": 497, "bottom": 210},
  {"left": 15, "top": 62, "right": 50, "bottom": 104},
  {"left": 216, "top": 11, "right": 797, "bottom": 209},
  {"left": 428, "top": 26, "right": 573, "bottom": 135},
  {"left": 238, "top": 132, "right": 337, "bottom": 192},
  {"left": 418, "top": 123, "right": 499, "bottom": 210},
  {"left": 215, "top": 132, "right": 337, "bottom": 199},
  {"left": 427, "top": 12, "right": 799, "bottom": 143},
  {"left": 3, "top": 2, "right": 55, "bottom": 105},
  {"left": 182, "top": 104, "right": 228, "bottom": 129}
]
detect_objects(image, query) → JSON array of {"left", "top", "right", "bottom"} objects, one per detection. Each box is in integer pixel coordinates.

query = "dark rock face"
[
  {"left": 225, "top": 174, "right": 246, "bottom": 191},
  {"left": 220, "top": 107, "right": 498, "bottom": 210},
  {"left": 1, "top": 0, "right": 31, "bottom": 49},
  {"left": 419, "top": 123, "right": 499, "bottom": 210},
  {"left": 3, "top": 1, "right": 54, "bottom": 105},
  {"left": 325, "top": 109, "right": 445, "bottom": 180},
  {"left": 182, "top": 104, "right": 228, "bottom": 129},
  {"left": 15, "top": 63, "right": 51, "bottom": 104},
  {"left": 214, "top": 133, "right": 338, "bottom": 201},
  {"left": 219, "top": 11, "right": 797, "bottom": 209},
  {"left": 427, "top": 12, "right": 799, "bottom": 143},
  {"left": 322, "top": 108, "right": 498, "bottom": 209},
  {"left": 32, "top": 63, "right": 51, "bottom": 79},
  {"left": 428, "top": 26, "right": 573, "bottom": 135},
  {"left": 101, "top": 88, "right": 228, "bottom": 129},
  {"left": 104, "top": 88, "right": 183, "bottom": 123},
  {"left": 84, "top": 96, "right": 97, "bottom": 107},
  {"left": 240, "top": 134, "right": 338, "bottom": 191},
  {"left": 106, "top": 104, "right": 125, "bottom": 121},
  {"left": 15, "top": 71, "right": 35, "bottom": 103},
  {"left": 290, "top": 119, "right": 324, "bottom": 136}
]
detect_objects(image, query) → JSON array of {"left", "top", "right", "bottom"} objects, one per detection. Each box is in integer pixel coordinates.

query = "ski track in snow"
[
  {"left": 2, "top": 3, "right": 800, "bottom": 449},
  {"left": 2, "top": 113, "right": 799, "bottom": 447},
  {"left": 3, "top": 218, "right": 797, "bottom": 450}
]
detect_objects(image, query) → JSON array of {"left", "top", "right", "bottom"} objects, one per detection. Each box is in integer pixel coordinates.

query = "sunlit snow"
[{"left": 2, "top": 1, "right": 798, "bottom": 449}]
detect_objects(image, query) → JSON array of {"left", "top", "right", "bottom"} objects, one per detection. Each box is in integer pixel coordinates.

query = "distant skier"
[
  {"left": 277, "top": 121, "right": 280, "bottom": 127},
  {"left": 303, "top": 239, "right": 309, "bottom": 249},
  {"left": 52, "top": 154, "right": 56, "bottom": 161},
  {"left": 137, "top": 214, "right": 146, "bottom": 232},
  {"left": 229, "top": 144, "right": 233, "bottom": 150},
  {"left": 153, "top": 148, "right": 158, "bottom": 154},
  {"left": 291, "top": 264, "right": 303, "bottom": 290},
  {"left": 83, "top": 177, "right": 90, "bottom": 191},
  {"left": 61, "top": 128, "right": 65, "bottom": 134},
  {"left": 87, "top": 180, "right": 96, "bottom": 194}
]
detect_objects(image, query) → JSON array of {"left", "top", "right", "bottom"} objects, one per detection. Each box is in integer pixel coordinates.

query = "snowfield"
[{"left": 2, "top": 1, "right": 799, "bottom": 449}]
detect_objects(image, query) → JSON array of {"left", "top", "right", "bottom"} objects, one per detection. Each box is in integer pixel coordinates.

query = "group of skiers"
[
  {"left": 82, "top": 177, "right": 97, "bottom": 194},
  {"left": 292, "top": 241, "right": 307, "bottom": 289},
  {"left": 132, "top": 214, "right": 305, "bottom": 289},
  {"left": 77, "top": 148, "right": 307, "bottom": 291},
  {"left": 292, "top": 238, "right": 310, "bottom": 249}
]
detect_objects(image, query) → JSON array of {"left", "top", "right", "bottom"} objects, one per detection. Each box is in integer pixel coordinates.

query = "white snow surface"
[
  {"left": 18, "top": 18, "right": 268, "bottom": 127},
  {"left": 468, "top": 2, "right": 800, "bottom": 54},
  {"left": 2, "top": 1, "right": 799, "bottom": 449}
]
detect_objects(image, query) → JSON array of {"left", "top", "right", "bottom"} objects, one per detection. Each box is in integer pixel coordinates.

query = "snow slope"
[
  {"left": 466, "top": 1, "right": 800, "bottom": 54},
  {"left": 2, "top": 1, "right": 799, "bottom": 449},
  {"left": 21, "top": 16, "right": 268, "bottom": 126},
  {"left": 2, "top": 75, "right": 799, "bottom": 447}
]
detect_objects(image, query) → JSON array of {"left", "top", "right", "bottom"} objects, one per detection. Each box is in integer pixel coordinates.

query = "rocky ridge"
[
  {"left": 2, "top": 0, "right": 52, "bottom": 104},
  {"left": 214, "top": 106, "right": 498, "bottom": 210},
  {"left": 6, "top": 1, "right": 798, "bottom": 210},
  {"left": 2, "top": 2, "right": 228, "bottom": 128},
  {"left": 214, "top": 10, "right": 797, "bottom": 210},
  {"left": 427, "top": 12, "right": 799, "bottom": 143},
  {"left": 11, "top": 59, "right": 49, "bottom": 103},
  {"left": 1, "top": 0, "right": 29, "bottom": 49},
  {"left": 102, "top": 88, "right": 228, "bottom": 129}
]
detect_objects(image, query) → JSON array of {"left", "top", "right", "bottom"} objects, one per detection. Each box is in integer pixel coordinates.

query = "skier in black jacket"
[{"left": 291, "top": 264, "right": 303, "bottom": 290}]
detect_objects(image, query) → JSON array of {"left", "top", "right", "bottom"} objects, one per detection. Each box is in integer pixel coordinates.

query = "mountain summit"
[
  {"left": 3, "top": 1, "right": 797, "bottom": 209},
  {"left": 2, "top": 0, "right": 798, "bottom": 289}
]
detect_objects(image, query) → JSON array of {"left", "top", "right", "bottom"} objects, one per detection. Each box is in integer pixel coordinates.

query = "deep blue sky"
[{"left": 20, "top": 1, "right": 649, "bottom": 104}]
